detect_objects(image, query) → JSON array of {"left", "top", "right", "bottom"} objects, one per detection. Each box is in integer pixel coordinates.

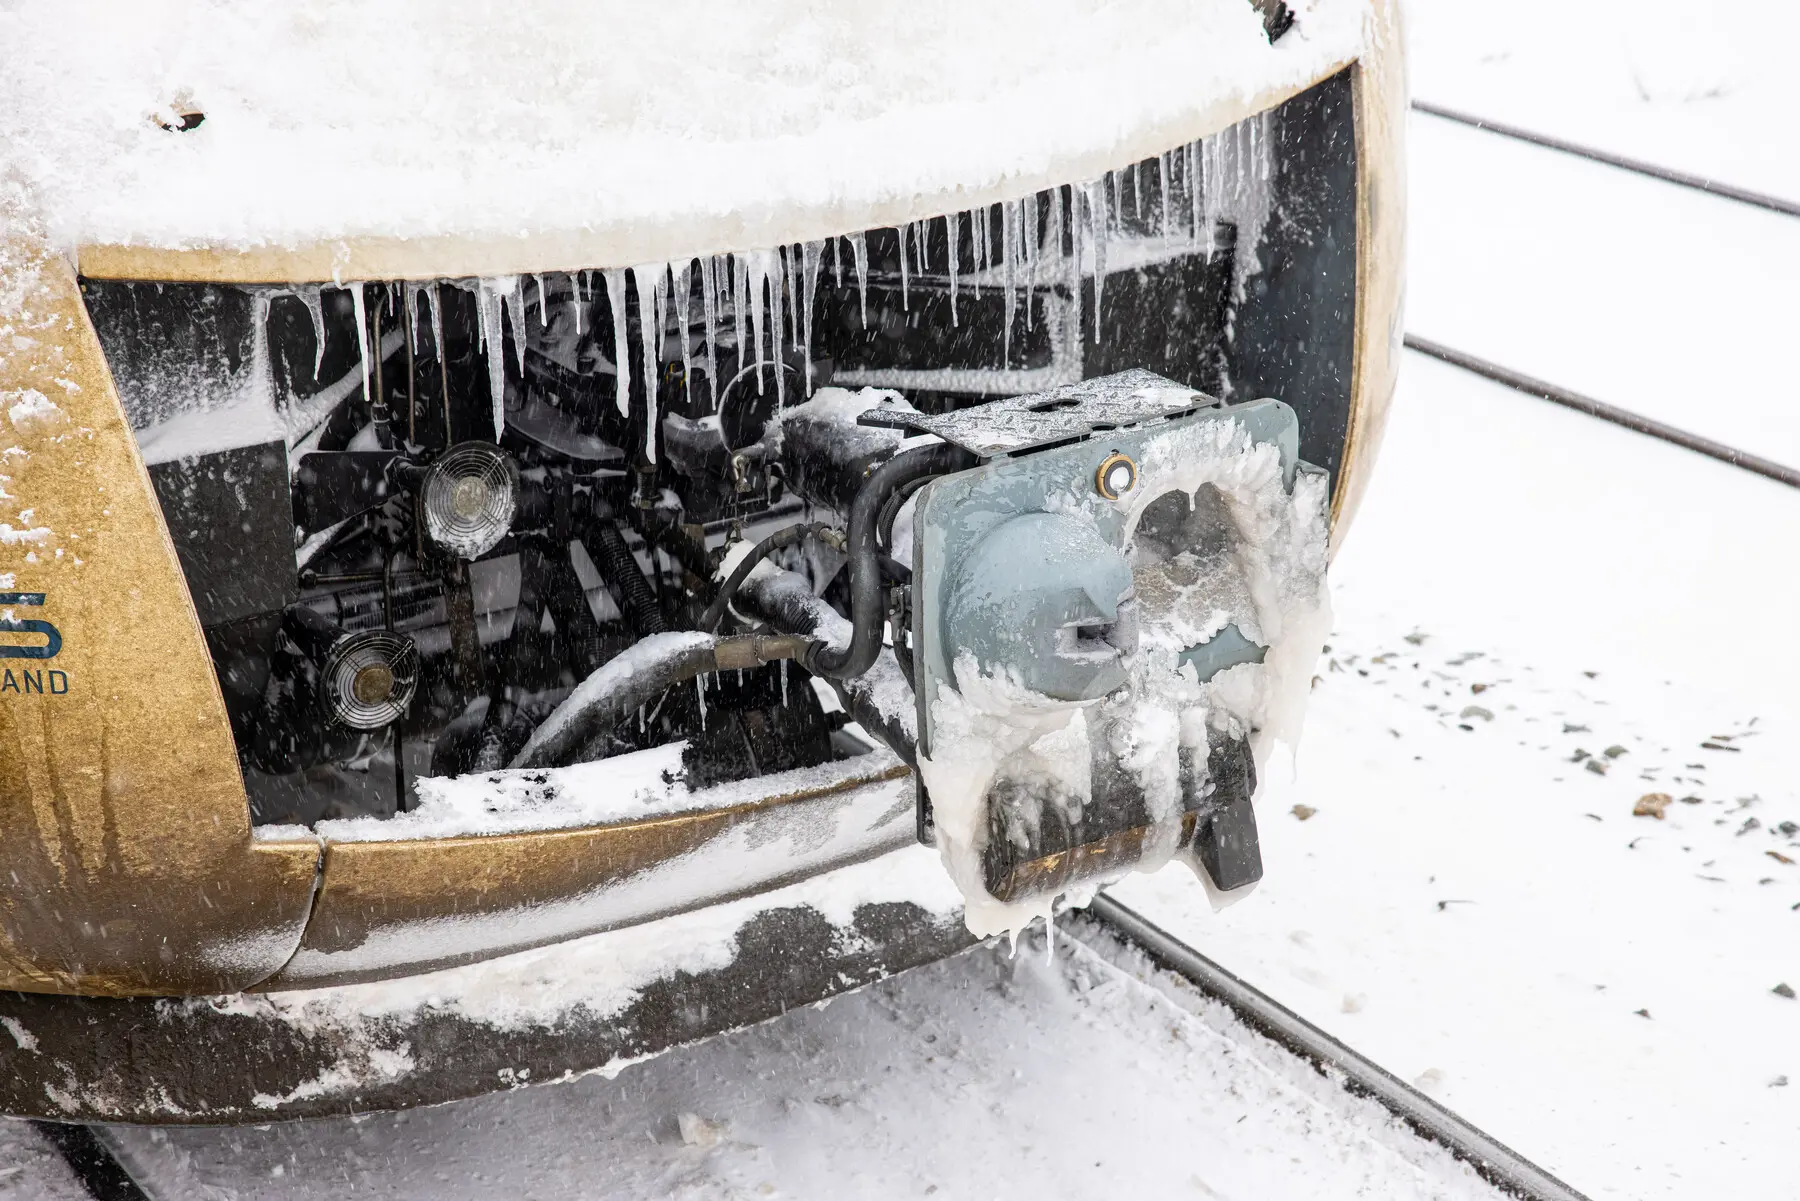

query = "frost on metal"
[{"left": 918, "top": 405, "right": 1332, "bottom": 940}]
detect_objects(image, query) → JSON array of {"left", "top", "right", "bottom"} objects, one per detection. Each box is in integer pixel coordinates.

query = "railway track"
[
  {"left": 1410, "top": 99, "right": 1800, "bottom": 492},
  {"left": 1073, "top": 897, "right": 1593, "bottom": 1201},
  {"left": 29, "top": 899, "right": 1590, "bottom": 1201}
]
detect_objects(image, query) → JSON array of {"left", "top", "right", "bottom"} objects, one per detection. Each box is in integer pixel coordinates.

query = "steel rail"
[
  {"left": 1412, "top": 100, "right": 1800, "bottom": 220},
  {"left": 28, "top": 1122, "right": 149, "bottom": 1201},
  {"left": 1404, "top": 334, "right": 1800, "bottom": 491},
  {"left": 1077, "top": 894, "right": 1594, "bottom": 1201}
]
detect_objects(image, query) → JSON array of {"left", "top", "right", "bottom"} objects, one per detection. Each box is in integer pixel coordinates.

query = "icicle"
[
  {"left": 427, "top": 282, "right": 446, "bottom": 379},
  {"left": 779, "top": 657, "right": 788, "bottom": 707},
  {"left": 945, "top": 210, "right": 959, "bottom": 327},
  {"left": 743, "top": 254, "right": 766, "bottom": 396},
  {"left": 849, "top": 231, "right": 869, "bottom": 328},
  {"left": 472, "top": 278, "right": 510, "bottom": 441},
  {"left": 1000, "top": 201, "right": 1016, "bottom": 366},
  {"left": 800, "top": 241, "right": 823, "bottom": 396},
  {"left": 700, "top": 256, "right": 719, "bottom": 410},
  {"left": 1084, "top": 180, "right": 1107, "bottom": 343},
  {"left": 603, "top": 269, "right": 630, "bottom": 417},
  {"left": 672, "top": 261, "right": 693, "bottom": 407},
  {"left": 913, "top": 218, "right": 929, "bottom": 279},
  {"left": 831, "top": 236, "right": 844, "bottom": 289},
  {"left": 632, "top": 264, "right": 667, "bottom": 463},
  {"left": 1159, "top": 152, "right": 1173, "bottom": 240},
  {"left": 1187, "top": 139, "right": 1202, "bottom": 246},
  {"left": 973, "top": 205, "right": 987, "bottom": 295},
  {"left": 572, "top": 270, "right": 586, "bottom": 338},
  {"left": 1055, "top": 187, "right": 1077, "bottom": 349},
  {"left": 350, "top": 285, "right": 372, "bottom": 405},
  {"left": 696, "top": 674, "right": 707, "bottom": 729},
  {"left": 301, "top": 285, "right": 327, "bottom": 375},
  {"left": 767, "top": 248, "right": 786, "bottom": 414},
  {"left": 895, "top": 224, "right": 909, "bottom": 311},
  {"left": 780, "top": 245, "right": 797, "bottom": 355},
  {"left": 501, "top": 276, "right": 526, "bottom": 376},
  {"left": 533, "top": 273, "right": 545, "bottom": 324},
  {"left": 731, "top": 255, "right": 750, "bottom": 392},
  {"left": 1023, "top": 191, "right": 1039, "bottom": 331},
  {"left": 1131, "top": 161, "right": 1143, "bottom": 216},
  {"left": 1109, "top": 169, "right": 1122, "bottom": 227}
]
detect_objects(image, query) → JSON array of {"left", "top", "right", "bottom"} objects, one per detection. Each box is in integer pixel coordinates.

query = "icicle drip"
[
  {"left": 1084, "top": 180, "right": 1107, "bottom": 343},
  {"left": 671, "top": 261, "right": 693, "bottom": 407},
  {"left": 602, "top": 269, "right": 630, "bottom": 418},
  {"left": 1000, "top": 200, "right": 1016, "bottom": 366},
  {"left": 1158, "top": 152, "right": 1173, "bottom": 240},
  {"left": 945, "top": 209, "right": 959, "bottom": 327},
  {"left": 767, "top": 248, "right": 786, "bottom": 415},
  {"left": 800, "top": 240, "right": 823, "bottom": 396},
  {"left": 1023, "top": 192, "right": 1039, "bottom": 331},
  {"left": 632, "top": 264, "right": 668, "bottom": 464},
  {"left": 699, "top": 256, "right": 719, "bottom": 410},
  {"left": 1187, "top": 140, "right": 1203, "bottom": 248},
  {"left": 895, "top": 224, "right": 910, "bottom": 311},
  {"left": 1055, "top": 187, "right": 1076, "bottom": 350},
  {"left": 301, "top": 285, "right": 327, "bottom": 375},
  {"left": 470, "top": 278, "right": 512, "bottom": 441},
  {"left": 973, "top": 205, "right": 988, "bottom": 295},
  {"left": 745, "top": 253, "right": 769, "bottom": 397},
  {"left": 501, "top": 276, "right": 526, "bottom": 376},
  {"left": 427, "top": 282, "right": 446, "bottom": 379},
  {"left": 781, "top": 244, "right": 795, "bottom": 354},
  {"left": 849, "top": 231, "right": 869, "bottom": 328},
  {"left": 731, "top": 255, "right": 751, "bottom": 392},
  {"left": 350, "top": 285, "right": 372, "bottom": 406}
]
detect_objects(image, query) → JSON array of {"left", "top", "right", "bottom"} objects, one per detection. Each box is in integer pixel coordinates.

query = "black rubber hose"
[
  {"left": 733, "top": 565, "right": 919, "bottom": 767},
  {"left": 585, "top": 518, "right": 667, "bottom": 635},
  {"left": 806, "top": 442, "right": 976, "bottom": 681},
  {"left": 698, "top": 521, "right": 834, "bottom": 633}
]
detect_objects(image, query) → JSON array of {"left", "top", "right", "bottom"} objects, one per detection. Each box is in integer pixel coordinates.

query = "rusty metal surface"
[{"left": 0, "top": 225, "right": 320, "bottom": 997}]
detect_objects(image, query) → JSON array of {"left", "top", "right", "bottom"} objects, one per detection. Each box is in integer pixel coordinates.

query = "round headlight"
[
  {"left": 419, "top": 442, "right": 519, "bottom": 559},
  {"left": 320, "top": 630, "right": 419, "bottom": 730}
]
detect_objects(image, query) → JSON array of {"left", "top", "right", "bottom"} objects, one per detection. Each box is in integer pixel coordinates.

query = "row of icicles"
[{"left": 280, "top": 111, "right": 1272, "bottom": 462}]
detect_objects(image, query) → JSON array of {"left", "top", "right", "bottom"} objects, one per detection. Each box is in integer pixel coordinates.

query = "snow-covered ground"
[
  {"left": 66, "top": 930, "right": 1501, "bottom": 1201},
  {"left": 1408, "top": 0, "right": 1800, "bottom": 203}
]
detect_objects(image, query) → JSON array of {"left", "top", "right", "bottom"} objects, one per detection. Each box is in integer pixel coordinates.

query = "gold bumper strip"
[{"left": 0, "top": 229, "right": 318, "bottom": 996}]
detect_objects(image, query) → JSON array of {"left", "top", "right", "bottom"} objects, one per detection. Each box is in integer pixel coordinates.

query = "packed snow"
[
  {"left": 89, "top": 911, "right": 1505, "bottom": 1201},
  {"left": 0, "top": 0, "right": 1373, "bottom": 259}
]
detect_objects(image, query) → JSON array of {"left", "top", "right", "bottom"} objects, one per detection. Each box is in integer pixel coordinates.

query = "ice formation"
[{"left": 918, "top": 416, "right": 1333, "bottom": 939}]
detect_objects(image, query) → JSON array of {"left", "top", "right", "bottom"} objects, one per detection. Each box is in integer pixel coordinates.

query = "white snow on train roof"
[{"left": 0, "top": 0, "right": 1372, "bottom": 258}]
